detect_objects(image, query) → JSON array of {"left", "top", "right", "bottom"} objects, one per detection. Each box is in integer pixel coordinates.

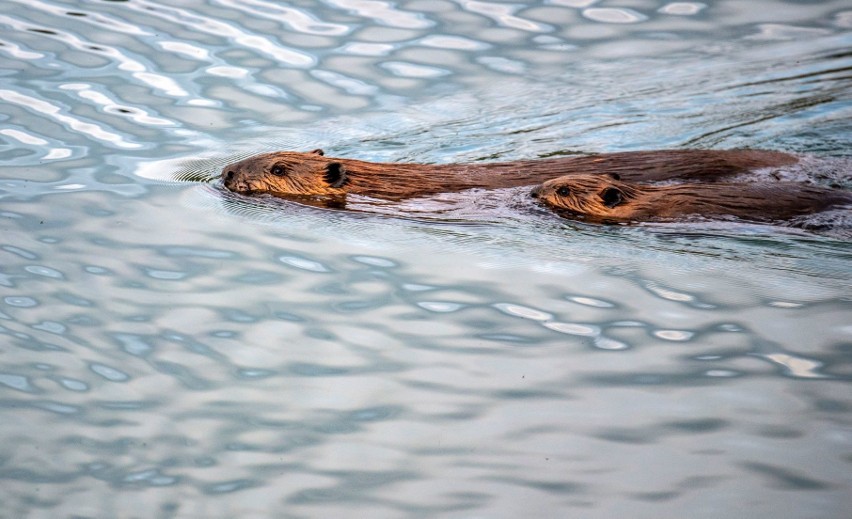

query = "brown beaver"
[
  {"left": 221, "top": 149, "right": 795, "bottom": 203},
  {"left": 531, "top": 174, "right": 852, "bottom": 223}
]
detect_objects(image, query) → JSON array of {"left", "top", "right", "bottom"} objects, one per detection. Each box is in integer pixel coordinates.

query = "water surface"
[{"left": 1, "top": 1, "right": 851, "bottom": 517}]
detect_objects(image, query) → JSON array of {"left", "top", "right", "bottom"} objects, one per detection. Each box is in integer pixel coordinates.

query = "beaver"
[
  {"left": 221, "top": 149, "right": 795, "bottom": 203},
  {"left": 530, "top": 173, "right": 852, "bottom": 223}
]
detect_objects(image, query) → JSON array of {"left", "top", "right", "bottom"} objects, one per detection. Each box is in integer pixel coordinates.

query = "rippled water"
[{"left": 1, "top": 1, "right": 851, "bottom": 517}]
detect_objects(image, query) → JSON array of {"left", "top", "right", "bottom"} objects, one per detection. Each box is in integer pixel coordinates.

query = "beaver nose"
[
  {"left": 530, "top": 186, "right": 541, "bottom": 198},
  {"left": 222, "top": 167, "right": 239, "bottom": 188}
]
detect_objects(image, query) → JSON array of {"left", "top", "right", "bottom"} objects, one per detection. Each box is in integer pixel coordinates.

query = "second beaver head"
[
  {"left": 222, "top": 149, "right": 350, "bottom": 198},
  {"left": 531, "top": 173, "right": 643, "bottom": 222},
  {"left": 532, "top": 173, "right": 852, "bottom": 223}
]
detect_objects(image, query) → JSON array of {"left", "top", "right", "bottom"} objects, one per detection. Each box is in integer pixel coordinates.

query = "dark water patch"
[
  {"left": 813, "top": 398, "right": 851, "bottom": 413},
  {"left": 96, "top": 400, "right": 160, "bottom": 411},
  {"left": 492, "top": 388, "right": 567, "bottom": 400},
  {"left": 201, "top": 478, "right": 260, "bottom": 494},
  {"left": 632, "top": 490, "right": 680, "bottom": 502},
  {"left": 663, "top": 418, "right": 729, "bottom": 433},
  {"left": 755, "top": 426, "right": 804, "bottom": 439},
  {"left": 151, "top": 360, "right": 212, "bottom": 390},
  {"left": 287, "top": 470, "right": 420, "bottom": 504},
  {"left": 594, "top": 428, "right": 656, "bottom": 445},
  {"left": 0, "top": 466, "right": 81, "bottom": 484},
  {"left": 477, "top": 333, "right": 536, "bottom": 344},
  {"left": 490, "top": 477, "right": 583, "bottom": 495},
  {"left": 740, "top": 462, "right": 833, "bottom": 490},
  {"left": 595, "top": 418, "right": 729, "bottom": 445},
  {"left": 582, "top": 371, "right": 727, "bottom": 388}
]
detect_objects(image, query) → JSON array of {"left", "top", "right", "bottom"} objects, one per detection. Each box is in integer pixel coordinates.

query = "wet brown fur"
[
  {"left": 532, "top": 174, "right": 852, "bottom": 223},
  {"left": 221, "top": 149, "right": 796, "bottom": 203}
]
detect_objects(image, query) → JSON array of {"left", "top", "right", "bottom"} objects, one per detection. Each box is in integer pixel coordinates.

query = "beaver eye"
[
  {"left": 600, "top": 187, "right": 624, "bottom": 208},
  {"left": 271, "top": 165, "right": 286, "bottom": 177},
  {"left": 556, "top": 186, "right": 571, "bottom": 197}
]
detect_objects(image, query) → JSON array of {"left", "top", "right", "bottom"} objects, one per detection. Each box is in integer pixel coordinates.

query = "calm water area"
[{"left": 1, "top": 0, "right": 851, "bottom": 517}]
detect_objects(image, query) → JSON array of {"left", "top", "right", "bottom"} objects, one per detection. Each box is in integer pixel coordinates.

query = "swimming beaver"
[
  {"left": 531, "top": 173, "right": 852, "bottom": 223},
  {"left": 221, "top": 149, "right": 795, "bottom": 203}
]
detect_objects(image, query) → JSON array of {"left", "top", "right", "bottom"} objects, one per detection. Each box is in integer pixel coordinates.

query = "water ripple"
[
  {"left": 493, "top": 303, "right": 553, "bottom": 322},
  {"left": 325, "top": 0, "right": 434, "bottom": 29},
  {"left": 0, "top": 373, "right": 36, "bottom": 393},
  {"left": 89, "top": 363, "right": 131, "bottom": 382},
  {"left": 582, "top": 7, "right": 648, "bottom": 24},
  {"left": 0, "top": 1, "right": 849, "bottom": 516},
  {"left": 13, "top": 0, "right": 153, "bottom": 36},
  {"left": 214, "top": 0, "right": 349, "bottom": 35},
  {"left": 457, "top": 0, "right": 552, "bottom": 32},
  {"left": 418, "top": 34, "right": 490, "bottom": 51},
  {"left": 4, "top": 296, "right": 38, "bottom": 308},
  {"left": 59, "top": 83, "right": 175, "bottom": 126},
  {"left": 659, "top": 2, "right": 707, "bottom": 16},
  {"left": 417, "top": 301, "right": 464, "bottom": 313},
  {"left": 0, "top": 15, "right": 189, "bottom": 98},
  {"left": 652, "top": 329, "right": 696, "bottom": 342},
  {"left": 0, "top": 37, "right": 45, "bottom": 59},
  {"left": 568, "top": 296, "right": 616, "bottom": 309},
  {"left": 543, "top": 322, "right": 600, "bottom": 336},
  {"left": 0, "top": 89, "right": 141, "bottom": 149},
  {"left": 278, "top": 255, "right": 332, "bottom": 273},
  {"left": 127, "top": 0, "right": 316, "bottom": 67},
  {"left": 311, "top": 69, "right": 380, "bottom": 96},
  {"left": 759, "top": 353, "right": 829, "bottom": 379},
  {"left": 337, "top": 41, "right": 395, "bottom": 56},
  {"left": 380, "top": 61, "right": 450, "bottom": 78}
]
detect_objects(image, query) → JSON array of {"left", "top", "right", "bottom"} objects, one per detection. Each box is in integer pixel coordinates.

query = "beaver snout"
[
  {"left": 530, "top": 186, "right": 541, "bottom": 199},
  {"left": 222, "top": 168, "right": 238, "bottom": 189},
  {"left": 221, "top": 163, "right": 248, "bottom": 192}
]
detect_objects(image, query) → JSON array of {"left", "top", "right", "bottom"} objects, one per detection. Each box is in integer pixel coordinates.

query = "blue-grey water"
[{"left": 1, "top": 1, "right": 851, "bottom": 517}]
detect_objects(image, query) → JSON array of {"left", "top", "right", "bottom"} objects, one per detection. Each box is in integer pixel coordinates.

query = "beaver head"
[
  {"left": 221, "top": 149, "right": 349, "bottom": 197},
  {"left": 531, "top": 173, "right": 642, "bottom": 221}
]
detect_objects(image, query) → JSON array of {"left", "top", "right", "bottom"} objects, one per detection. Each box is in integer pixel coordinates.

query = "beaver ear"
[
  {"left": 608, "top": 173, "right": 621, "bottom": 181},
  {"left": 600, "top": 187, "right": 624, "bottom": 208},
  {"left": 310, "top": 148, "right": 325, "bottom": 156},
  {"left": 324, "top": 162, "right": 348, "bottom": 188}
]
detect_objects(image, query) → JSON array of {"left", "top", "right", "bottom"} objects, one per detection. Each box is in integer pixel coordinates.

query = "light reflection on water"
[{"left": 1, "top": 0, "right": 851, "bottom": 517}]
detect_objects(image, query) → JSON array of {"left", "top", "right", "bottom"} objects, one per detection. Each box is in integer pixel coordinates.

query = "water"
[{"left": 1, "top": 1, "right": 851, "bottom": 517}]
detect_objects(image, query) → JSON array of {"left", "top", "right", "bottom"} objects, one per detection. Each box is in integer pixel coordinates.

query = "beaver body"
[
  {"left": 221, "top": 149, "right": 795, "bottom": 203},
  {"left": 531, "top": 174, "right": 852, "bottom": 223}
]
